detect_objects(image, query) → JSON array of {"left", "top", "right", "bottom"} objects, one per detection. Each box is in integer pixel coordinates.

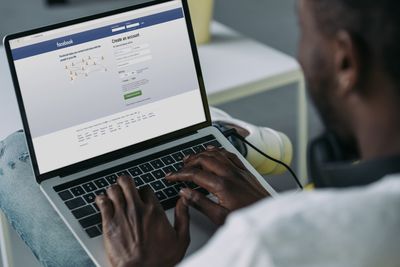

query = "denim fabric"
[{"left": 0, "top": 131, "right": 94, "bottom": 267}]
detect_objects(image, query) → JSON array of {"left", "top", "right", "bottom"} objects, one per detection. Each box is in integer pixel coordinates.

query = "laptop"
[{"left": 3, "top": 0, "right": 276, "bottom": 266}]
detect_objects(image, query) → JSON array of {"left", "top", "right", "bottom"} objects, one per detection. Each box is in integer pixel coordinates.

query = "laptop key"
[
  {"left": 172, "top": 152, "right": 185, "bottom": 162},
  {"left": 182, "top": 148, "right": 195, "bottom": 156},
  {"left": 139, "top": 163, "right": 154, "bottom": 173},
  {"left": 105, "top": 174, "right": 117, "bottom": 185},
  {"left": 161, "top": 178, "right": 175, "bottom": 187},
  {"left": 141, "top": 173, "right": 155, "bottom": 183},
  {"left": 79, "top": 213, "right": 101, "bottom": 228},
  {"left": 117, "top": 170, "right": 131, "bottom": 178},
  {"left": 163, "top": 187, "right": 178, "bottom": 198},
  {"left": 161, "top": 155, "right": 175, "bottom": 165},
  {"left": 133, "top": 177, "right": 144, "bottom": 187},
  {"left": 150, "top": 159, "right": 165, "bottom": 169},
  {"left": 193, "top": 145, "right": 206, "bottom": 154},
  {"left": 71, "top": 186, "right": 85, "bottom": 197},
  {"left": 173, "top": 162, "right": 184, "bottom": 171},
  {"left": 72, "top": 205, "right": 96, "bottom": 219},
  {"left": 58, "top": 190, "right": 73, "bottom": 201},
  {"left": 175, "top": 183, "right": 187, "bottom": 192},
  {"left": 150, "top": 181, "right": 165, "bottom": 191},
  {"left": 94, "top": 178, "right": 108, "bottom": 188},
  {"left": 155, "top": 191, "right": 167, "bottom": 201},
  {"left": 93, "top": 203, "right": 100, "bottom": 212},
  {"left": 186, "top": 182, "right": 198, "bottom": 189},
  {"left": 85, "top": 226, "right": 102, "bottom": 238},
  {"left": 152, "top": 169, "right": 165, "bottom": 179},
  {"left": 82, "top": 182, "right": 97, "bottom": 193},
  {"left": 128, "top": 167, "right": 143, "bottom": 176},
  {"left": 95, "top": 189, "right": 106, "bottom": 196},
  {"left": 65, "top": 197, "right": 86, "bottom": 210},
  {"left": 162, "top": 166, "right": 176, "bottom": 175},
  {"left": 204, "top": 140, "right": 222, "bottom": 148},
  {"left": 83, "top": 193, "right": 96, "bottom": 203}
]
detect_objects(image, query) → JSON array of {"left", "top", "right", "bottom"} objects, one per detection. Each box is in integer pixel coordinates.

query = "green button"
[{"left": 124, "top": 90, "right": 142, "bottom": 100}]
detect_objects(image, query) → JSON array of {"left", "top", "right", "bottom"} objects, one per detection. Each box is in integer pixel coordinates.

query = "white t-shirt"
[{"left": 179, "top": 176, "right": 400, "bottom": 267}]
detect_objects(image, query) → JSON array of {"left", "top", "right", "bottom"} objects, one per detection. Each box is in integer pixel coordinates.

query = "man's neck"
[{"left": 356, "top": 103, "right": 400, "bottom": 161}]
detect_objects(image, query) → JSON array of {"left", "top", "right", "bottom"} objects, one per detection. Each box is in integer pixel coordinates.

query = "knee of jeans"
[{"left": 0, "top": 132, "right": 31, "bottom": 176}]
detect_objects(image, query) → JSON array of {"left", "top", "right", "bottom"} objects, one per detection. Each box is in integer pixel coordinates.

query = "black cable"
[{"left": 222, "top": 128, "right": 303, "bottom": 190}]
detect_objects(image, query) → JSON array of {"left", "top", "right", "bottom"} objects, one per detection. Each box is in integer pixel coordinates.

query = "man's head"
[{"left": 298, "top": 0, "right": 400, "bottom": 158}]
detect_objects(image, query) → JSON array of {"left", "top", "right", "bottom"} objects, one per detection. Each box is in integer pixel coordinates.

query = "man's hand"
[
  {"left": 95, "top": 176, "right": 190, "bottom": 267},
  {"left": 166, "top": 146, "right": 269, "bottom": 226}
]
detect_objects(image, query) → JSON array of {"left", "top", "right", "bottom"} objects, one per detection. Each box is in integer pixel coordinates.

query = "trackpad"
[{"left": 166, "top": 207, "right": 217, "bottom": 257}]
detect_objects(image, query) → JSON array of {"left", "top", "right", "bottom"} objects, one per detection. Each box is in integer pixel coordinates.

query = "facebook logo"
[{"left": 56, "top": 39, "right": 74, "bottom": 48}]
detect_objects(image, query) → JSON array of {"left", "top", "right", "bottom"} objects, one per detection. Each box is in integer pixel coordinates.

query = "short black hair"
[{"left": 309, "top": 0, "right": 400, "bottom": 88}]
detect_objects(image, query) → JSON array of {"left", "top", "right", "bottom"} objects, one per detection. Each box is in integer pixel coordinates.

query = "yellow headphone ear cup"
[
  {"left": 242, "top": 126, "right": 293, "bottom": 175},
  {"left": 253, "top": 130, "right": 293, "bottom": 175}
]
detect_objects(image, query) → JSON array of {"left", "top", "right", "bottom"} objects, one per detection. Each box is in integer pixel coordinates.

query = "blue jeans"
[
  {"left": 0, "top": 131, "right": 94, "bottom": 266},
  {"left": 0, "top": 126, "right": 245, "bottom": 266}
]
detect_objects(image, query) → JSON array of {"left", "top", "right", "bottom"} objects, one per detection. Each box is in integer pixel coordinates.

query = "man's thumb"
[
  {"left": 175, "top": 197, "right": 190, "bottom": 246},
  {"left": 179, "top": 188, "right": 229, "bottom": 226}
]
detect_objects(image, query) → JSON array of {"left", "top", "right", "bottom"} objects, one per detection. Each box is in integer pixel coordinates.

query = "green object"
[{"left": 124, "top": 90, "right": 142, "bottom": 100}]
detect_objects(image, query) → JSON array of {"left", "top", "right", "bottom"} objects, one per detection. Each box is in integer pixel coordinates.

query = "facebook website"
[{"left": 9, "top": 0, "right": 206, "bottom": 174}]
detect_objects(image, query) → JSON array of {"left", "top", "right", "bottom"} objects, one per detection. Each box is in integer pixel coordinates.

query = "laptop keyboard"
[{"left": 53, "top": 135, "right": 222, "bottom": 238}]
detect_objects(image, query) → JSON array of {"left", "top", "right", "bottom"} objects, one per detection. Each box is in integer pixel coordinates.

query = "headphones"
[{"left": 308, "top": 132, "right": 400, "bottom": 188}]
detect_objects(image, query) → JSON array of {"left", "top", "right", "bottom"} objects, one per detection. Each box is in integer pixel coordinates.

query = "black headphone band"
[{"left": 309, "top": 133, "right": 400, "bottom": 188}]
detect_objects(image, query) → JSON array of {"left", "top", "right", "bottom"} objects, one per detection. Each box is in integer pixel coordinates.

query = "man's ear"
[{"left": 333, "top": 30, "right": 361, "bottom": 97}]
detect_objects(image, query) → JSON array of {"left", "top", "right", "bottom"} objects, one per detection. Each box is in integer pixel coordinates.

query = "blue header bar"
[{"left": 11, "top": 8, "right": 183, "bottom": 60}]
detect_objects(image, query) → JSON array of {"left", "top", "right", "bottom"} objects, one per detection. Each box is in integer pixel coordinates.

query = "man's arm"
[{"left": 178, "top": 177, "right": 400, "bottom": 267}]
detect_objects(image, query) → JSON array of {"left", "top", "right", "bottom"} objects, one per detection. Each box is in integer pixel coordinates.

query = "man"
[
  {"left": 94, "top": 0, "right": 400, "bottom": 266},
  {"left": 1, "top": 0, "right": 400, "bottom": 266}
]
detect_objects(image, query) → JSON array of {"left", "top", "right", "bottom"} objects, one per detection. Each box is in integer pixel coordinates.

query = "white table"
[{"left": 0, "top": 22, "right": 307, "bottom": 267}]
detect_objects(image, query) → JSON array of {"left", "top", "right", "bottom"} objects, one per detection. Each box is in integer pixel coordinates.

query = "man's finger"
[
  {"left": 218, "top": 149, "right": 247, "bottom": 170},
  {"left": 174, "top": 198, "right": 190, "bottom": 247},
  {"left": 117, "top": 176, "right": 143, "bottom": 239},
  {"left": 179, "top": 188, "right": 229, "bottom": 226},
  {"left": 183, "top": 152, "right": 233, "bottom": 176},
  {"left": 139, "top": 185, "right": 160, "bottom": 207},
  {"left": 95, "top": 195, "right": 114, "bottom": 230},
  {"left": 166, "top": 168, "right": 223, "bottom": 194},
  {"left": 117, "top": 176, "right": 143, "bottom": 209},
  {"left": 106, "top": 185, "right": 126, "bottom": 214}
]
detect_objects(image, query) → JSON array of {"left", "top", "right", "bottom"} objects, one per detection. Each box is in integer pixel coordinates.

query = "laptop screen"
[{"left": 8, "top": 0, "right": 207, "bottom": 175}]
